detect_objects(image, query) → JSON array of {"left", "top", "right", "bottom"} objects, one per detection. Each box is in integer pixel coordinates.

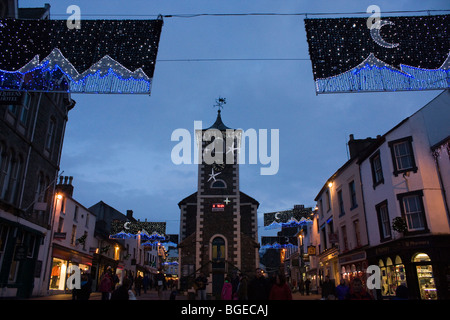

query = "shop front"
[
  {"left": 338, "top": 250, "right": 368, "bottom": 285},
  {"left": 366, "top": 235, "right": 450, "bottom": 300},
  {"left": 49, "top": 245, "right": 93, "bottom": 292},
  {"left": 318, "top": 247, "right": 339, "bottom": 287}
]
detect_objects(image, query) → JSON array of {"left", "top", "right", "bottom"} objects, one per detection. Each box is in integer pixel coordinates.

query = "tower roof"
[{"left": 205, "top": 109, "right": 232, "bottom": 130}]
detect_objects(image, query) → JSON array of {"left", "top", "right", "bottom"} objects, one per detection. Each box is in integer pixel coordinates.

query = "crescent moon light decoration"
[
  {"left": 370, "top": 20, "right": 399, "bottom": 48},
  {"left": 123, "top": 222, "right": 130, "bottom": 230}
]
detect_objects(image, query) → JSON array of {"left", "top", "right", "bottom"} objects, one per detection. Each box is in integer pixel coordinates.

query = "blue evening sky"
[{"left": 20, "top": 0, "right": 448, "bottom": 237}]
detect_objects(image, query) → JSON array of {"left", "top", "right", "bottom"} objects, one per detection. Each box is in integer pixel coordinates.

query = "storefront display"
[
  {"left": 50, "top": 258, "right": 67, "bottom": 290},
  {"left": 379, "top": 256, "right": 407, "bottom": 297},
  {"left": 414, "top": 253, "right": 437, "bottom": 300}
]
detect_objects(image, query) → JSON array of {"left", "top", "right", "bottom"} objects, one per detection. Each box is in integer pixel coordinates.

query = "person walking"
[
  {"left": 346, "top": 278, "right": 373, "bottom": 300},
  {"left": 321, "top": 276, "right": 336, "bottom": 300},
  {"left": 298, "top": 278, "right": 305, "bottom": 295},
  {"left": 142, "top": 273, "right": 149, "bottom": 294},
  {"left": 155, "top": 270, "right": 166, "bottom": 300},
  {"left": 195, "top": 272, "right": 208, "bottom": 300},
  {"left": 336, "top": 279, "right": 350, "bottom": 300},
  {"left": 237, "top": 274, "right": 248, "bottom": 300},
  {"left": 221, "top": 276, "right": 233, "bottom": 300},
  {"left": 269, "top": 272, "right": 292, "bottom": 300},
  {"left": 135, "top": 274, "right": 143, "bottom": 296},
  {"left": 248, "top": 268, "right": 270, "bottom": 300},
  {"left": 111, "top": 278, "right": 131, "bottom": 300},
  {"left": 305, "top": 278, "right": 311, "bottom": 295},
  {"left": 99, "top": 268, "right": 113, "bottom": 300}
]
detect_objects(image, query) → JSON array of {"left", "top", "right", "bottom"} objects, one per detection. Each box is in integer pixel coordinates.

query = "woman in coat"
[
  {"left": 269, "top": 272, "right": 292, "bottom": 300},
  {"left": 221, "top": 276, "right": 233, "bottom": 300}
]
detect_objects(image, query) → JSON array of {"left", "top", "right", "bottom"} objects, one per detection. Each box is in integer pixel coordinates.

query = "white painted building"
[{"left": 358, "top": 90, "right": 450, "bottom": 299}]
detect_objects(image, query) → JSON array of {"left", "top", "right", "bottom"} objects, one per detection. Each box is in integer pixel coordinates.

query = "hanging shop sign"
[
  {"left": 0, "top": 18, "right": 163, "bottom": 94},
  {"left": 307, "top": 245, "right": 316, "bottom": 256},
  {"left": 304, "top": 14, "right": 449, "bottom": 94}
]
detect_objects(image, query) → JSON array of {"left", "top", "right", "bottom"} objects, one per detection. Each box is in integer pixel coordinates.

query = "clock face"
[{"left": 212, "top": 162, "right": 225, "bottom": 172}]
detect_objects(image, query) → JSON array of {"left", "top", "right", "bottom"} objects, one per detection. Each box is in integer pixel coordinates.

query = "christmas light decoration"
[
  {"left": 304, "top": 15, "right": 449, "bottom": 93},
  {"left": 0, "top": 18, "right": 162, "bottom": 94}
]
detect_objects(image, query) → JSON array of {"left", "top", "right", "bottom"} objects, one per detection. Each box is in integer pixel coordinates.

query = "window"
[
  {"left": 211, "top": 179, "right": 226, "bottom": 188},
  {"left": 376, "top": 200, "right": 392, "bottom": 241},
  {"left": 8, "top": 156, "right": 23, "bottom": 205},
  {"left": 397, "top": 191, "right": 427, "bottom": 232},
  {"left": 19, "top": 93, "right": 31, "bottom": 126},
  {"left": 85, "top": 213, "right": 90, "bottom": 228},
  {"left": 45, "top": 117, "right": 56, "bottom": 151},
  {"left": 57, "top": 217, "right": 64, "bottom": 233},
  {"left": 341, "top": 225, "right": 348, "bottom": 251},
  {"left": 370, "top": 152, "right": 384, "bottom": 187},
  {"left": 70, "top": 225, "right": 77, "bottom": 245},
  {"left": 349, "top": 180, "right": 357, "bottom": 209},
  {"left": 74, "top": 206, "right": 79, "bottom": 222},
  {"left": 7, "top": 104, "right": 18, "bottom": 116},
  {"left": 353, "top": 219, "right": 361, "bottom": 247},
  {"left": 388, "top": 137, "right": 417, "bottom": 176},
  {"left": 338, "top": 190, "right": 345, "bottom": 216},
  {"left": 0, "top": 151, "right": 12, "bottom": 200},
  {"left": 212, "top": 237, "right": 225, "bottom": 262},
  {"left": 325, "top": 190, "right": 331, "bottom": 212}
]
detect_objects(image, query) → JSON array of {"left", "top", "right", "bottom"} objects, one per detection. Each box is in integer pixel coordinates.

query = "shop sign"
[
  {"left": 328, "top": 233, "right": 339, "bottom": 244},
  {"left": 54, "top": 232, "right": 67, "bottom": 240},
  {"left": 307, "top": 245, "right": 316, "bottom": 256},
  {"left": 0, "top": 91, "right": 23, "bottom": 105}
]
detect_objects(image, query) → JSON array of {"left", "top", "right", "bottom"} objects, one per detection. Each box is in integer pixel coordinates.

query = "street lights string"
[{"left": 50, "top": 9, "right": 450, "bottom": 18}]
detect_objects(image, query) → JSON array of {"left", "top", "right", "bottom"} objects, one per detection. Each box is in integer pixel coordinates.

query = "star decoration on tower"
[{"left": 207, "top": 167, "right": 221, "bottom": 182}]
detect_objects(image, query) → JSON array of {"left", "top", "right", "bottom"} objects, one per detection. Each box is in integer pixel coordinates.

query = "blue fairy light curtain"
[
  {"left": 0, "top": 18, "right": 163, "bottom": 94},
  {"left": 304, "top": 15, "right": 450, "bottom": 94}
]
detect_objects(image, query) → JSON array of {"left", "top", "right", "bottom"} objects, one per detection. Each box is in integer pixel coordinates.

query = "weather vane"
[{"left": 214, "top": 97, "right": 226, "bottom": 111}]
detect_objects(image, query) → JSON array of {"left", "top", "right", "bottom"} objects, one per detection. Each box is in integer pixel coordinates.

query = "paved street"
[{"left": 28, "top": 290, "right": 321, "bottom": 301}]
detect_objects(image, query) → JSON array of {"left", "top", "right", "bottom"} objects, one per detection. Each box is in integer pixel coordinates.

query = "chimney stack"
[
  {"left": 56, "top": 175, "right": 74, "bottom": 197},
  {"left": 126, "top": 210, "right": 133, "bottom": 220}
]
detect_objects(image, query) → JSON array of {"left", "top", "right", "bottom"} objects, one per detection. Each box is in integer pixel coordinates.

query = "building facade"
[
  {"left": 46, "top": 176, "right": 97, "bottom": 294},
  {"left": 308, "top": 90, "right": 450, "bottom": 300},
  {"left": 359, "top": 90, "right": 450, "bottom": 300},
  {"left": 0, "top": 2, "right": 76, "bottom": 298},
  {"left": 178, "top": 109, "right": 260, "bottom": 297}
]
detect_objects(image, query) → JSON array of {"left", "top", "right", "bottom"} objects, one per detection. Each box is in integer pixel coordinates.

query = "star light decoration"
[
  {"left": 304, "top": 14, "right": 449, "bottom": 93},
  {"left": 0, "top": 18, "right": 163, "bottom": 94}
]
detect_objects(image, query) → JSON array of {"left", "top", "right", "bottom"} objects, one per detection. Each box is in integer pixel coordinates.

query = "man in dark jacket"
[{"left": 248, "top": 268, "right": 269, "bottom": 300}]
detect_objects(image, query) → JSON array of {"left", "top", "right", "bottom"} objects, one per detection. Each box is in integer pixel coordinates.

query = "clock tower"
[{"left": 178, "top": 100, "right": 260, "bottom": 297}]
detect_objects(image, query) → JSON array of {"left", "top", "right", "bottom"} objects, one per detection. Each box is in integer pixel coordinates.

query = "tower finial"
[{"left": 214, "top": 97, "right": 226, "bottom": 113}]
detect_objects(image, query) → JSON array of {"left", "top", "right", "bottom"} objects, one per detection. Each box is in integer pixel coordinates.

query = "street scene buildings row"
[{"left": 281, "top": 90, "right": 450, "bottom": 300}]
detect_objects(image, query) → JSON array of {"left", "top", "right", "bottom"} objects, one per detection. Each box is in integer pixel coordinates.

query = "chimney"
[
  {"left": 348, "top": 135, "right": 377, "bottom": 159},
  {"left": 126, "top": 210, "right": 133, "bottom": 220},
  {"left": 56, "top": 176, "right": 74, "bottom": 197}
]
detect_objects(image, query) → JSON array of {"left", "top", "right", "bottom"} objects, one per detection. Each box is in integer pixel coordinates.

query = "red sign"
[{"left": 212, "top": 203, "right": 225, "bottom": 212}]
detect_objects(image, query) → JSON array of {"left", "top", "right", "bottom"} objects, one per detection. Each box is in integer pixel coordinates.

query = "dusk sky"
[{"left": 21, "top": 0, "right": 448, "bottom": 237}]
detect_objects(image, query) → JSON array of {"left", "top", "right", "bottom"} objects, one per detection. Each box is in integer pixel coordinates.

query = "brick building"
[{"left": 178, "top": 109, "right": 260, "bottom": 297}]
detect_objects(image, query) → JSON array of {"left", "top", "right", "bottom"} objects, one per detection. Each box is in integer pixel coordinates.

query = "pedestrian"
[
  {"left": 221, "top": 276, "right": 233, "bottom": 300},
  {"left": 76, "top": 273, "right": 93, "bottom": 300},
  {"left": 111, "top": 278, "right": 131, "bottom": 300},
  {"left": 346, "top": 278, "right": 373, "bottom": 300},
  {"left": 305, "top": 278, "right": 311, "bottom": 295},
  {"left": 135, "top": 274, "right": 143, "bottom": 296},
  {"left": 155, "top": 269, "right": 166, "bottom": 300},
  {"left": 269, "top": 272, "right": 292, "bottom": 300},
  {"left": 299, "top": 278, "right": 305, "bottom": 295},
  {"left": 237, "top": 274, "right": 248, "bottom": 300},
  {"left": 231, "top": 272, "right": 240, "bottom": 300},
  {"left": 394, "top": 284, "right": 409, "bottom": 300},
  {"left": 143, "top": 273, "right": 149, "bottom": 294},
  {"left": 248, "top": 268, "right": 270, "bottom": 300},
  {"left": 195, "top": 272, "right": 208, "bottom": 300},
  {"left": 99, "top": 267, "right": 113, "bottom": 300},
  {"left": 336, "top": 279, "right": 350, "bottom": 300},
  {"left": 321, "top": 276, "right": 336, "bottom": 300}
]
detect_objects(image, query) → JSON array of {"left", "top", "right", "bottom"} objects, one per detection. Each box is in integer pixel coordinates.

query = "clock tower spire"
[{"left": 178, "top": 99, "right": 259, "bottom": 297}]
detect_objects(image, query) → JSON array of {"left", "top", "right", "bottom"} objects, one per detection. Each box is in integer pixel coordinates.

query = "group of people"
[
  {"left": 195, "top": 268, "right": 293, "bottom": 301},
  {"left": 97, "top": 266, "right": 170, "bottom": 300},
  {"left": 320, "top": 276, "right": 409, "bottom": 300}
]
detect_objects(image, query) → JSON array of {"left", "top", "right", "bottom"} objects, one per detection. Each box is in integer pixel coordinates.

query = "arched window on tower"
[
  {"left": 211, "top": 237, "right": 225, "bottom": 268},
  {"left": 211, "top": 179, "right": 227, "bottom": 189}
]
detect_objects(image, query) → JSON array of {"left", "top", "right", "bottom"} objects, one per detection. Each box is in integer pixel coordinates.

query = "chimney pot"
[
  {"left": 64, "top": 176, "right": 68, "bottom": 184},
  {"left": 349, "top": 134, "right": 354, "bottom": 141},
  {"left": 68, "top": 176, "right": 73, "bottom": 185}
]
